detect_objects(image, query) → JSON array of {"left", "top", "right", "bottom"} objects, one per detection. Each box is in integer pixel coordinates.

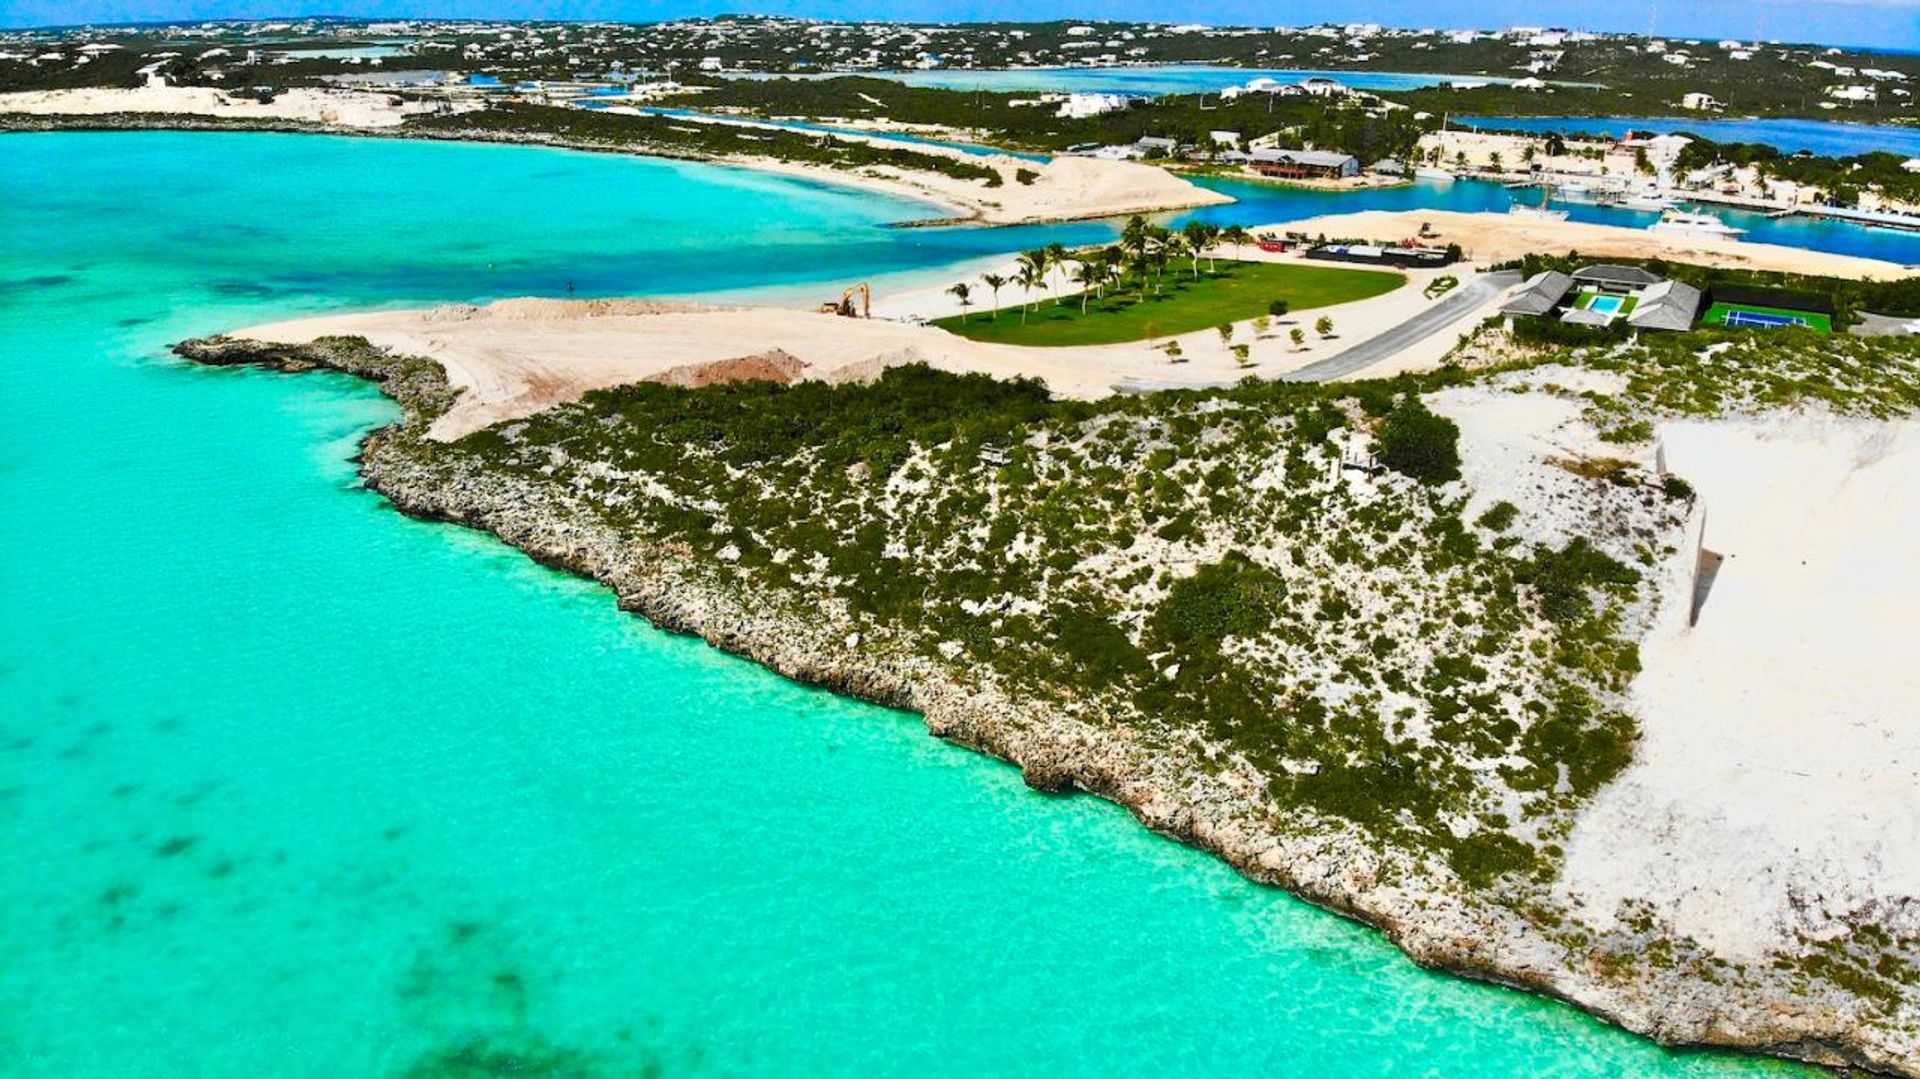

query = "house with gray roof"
[
  {"left": 1573, "top": 264, "right": 1663, "bottom": 289},
  {"left": 1503, "top": 264, "right": 1702, "bottom": 332},
  {"left": 1626, "top": 279, "right": 1703, "bottom": 331},
  {"left": 1501, "top": 270, "right": 1573, "bottom": 316}
]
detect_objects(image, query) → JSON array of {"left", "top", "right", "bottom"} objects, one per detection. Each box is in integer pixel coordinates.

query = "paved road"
[{"left": 1284, "top": 270, "right": 1522, "bottom": 383}]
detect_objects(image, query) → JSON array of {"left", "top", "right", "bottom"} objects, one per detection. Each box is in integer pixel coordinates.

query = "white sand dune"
[
  {"left": 1564, "top": 415, "right": 1920, "bottom": 959},
  {"left": 0, "top": 86, "right": 436, "bottom": 128}
]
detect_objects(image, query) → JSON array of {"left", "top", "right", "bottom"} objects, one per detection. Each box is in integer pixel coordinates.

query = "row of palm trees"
[{"left": 946, "top": 218, "right": 1257, "bottom": 323}]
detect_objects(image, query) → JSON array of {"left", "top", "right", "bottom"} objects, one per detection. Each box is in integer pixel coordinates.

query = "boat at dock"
[
  {"left": 1648, "top": 209, "right": 1746, "bottom": 241},
  {"left": 1621, "top": 192, "right": 1678, "bottom": 212}
]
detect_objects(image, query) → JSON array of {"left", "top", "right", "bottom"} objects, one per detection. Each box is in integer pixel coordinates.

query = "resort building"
[
  {"left": 1055, "top": 91, "right": 1137, "bottom": 119},
  {"left": 1500, "top": 265, "right": 1703, "bottom": 331},
  {"left": 1249, "top": 148, "right": 1361, "bottom": 180}
]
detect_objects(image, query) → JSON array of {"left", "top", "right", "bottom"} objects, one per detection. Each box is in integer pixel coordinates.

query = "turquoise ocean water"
[{"left": 2, "top": 132, "right": 1816, "bottom": 1077}]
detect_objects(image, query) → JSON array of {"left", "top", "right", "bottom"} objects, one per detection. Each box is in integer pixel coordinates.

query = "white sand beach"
[
  {"left": 722, "top": 146, "right": 1232, "bottom": 226},
  {"left": 0, "top": 86, "right": 439, "bottom": 128},
  {"left": 228, "top": 265, "right": 1441, "bottom": 439}
]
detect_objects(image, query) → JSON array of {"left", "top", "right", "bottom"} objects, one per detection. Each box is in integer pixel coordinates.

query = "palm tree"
[
  {"left": 1069, "top": 259, "right": 1101, "bottom": 314},
  {"left": 1017, "top": 250, "right": 1049, "bottom": 311},
  {"left": 1196, "top": 222, "right": 1223, "bottom": 272},
  {"left": 1014, "top": 263, "right": 1042, "bottom": 324},
  {"left": 979, "top": 272, "right": 1007, "bottom": 320},
  {"left": 1127, "top": 253, "right": 1152, "bottom": 300},
  {"left": 1166, "top": 233, "right": 1197, "bottom": 279},
  {"left": 1044, "top": 242, "right": 1069, "bottom": 303},
  {"left": 947, "top": 282, "right": 973, "bottom": 322},
  {"left": 1181, "top": 221, "right": 1210, "bottom": 277},
  {"left": 1221, "top": 224, "right": 1251, "bottom": 258},
  {"left": 1121, "top": 214, "right": 1150, "bottom": 259}
]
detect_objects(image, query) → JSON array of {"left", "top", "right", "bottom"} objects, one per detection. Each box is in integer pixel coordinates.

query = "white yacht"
[
  {"left": 1621, "top": 191, "right": 1678, "bottom": 212},
  {"left": 1648, "top": 209, "right": 1746, "bottom": 240},
  {"left": 1554, "top": 181, "right": 1614, "bottom": 205}
]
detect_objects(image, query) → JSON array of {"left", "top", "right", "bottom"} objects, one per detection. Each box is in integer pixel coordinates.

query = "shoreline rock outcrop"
[{"left": 171, "top": 333, "right": 1918, "bottom": 1077}]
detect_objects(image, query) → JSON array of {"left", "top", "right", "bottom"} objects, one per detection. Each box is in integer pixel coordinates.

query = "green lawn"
[
  {"left": 1701, "top": 302, "right": 1834, "bottom": 335},
  {"left": 932, "top": 260, "right": 1404, "bottom": 347}
]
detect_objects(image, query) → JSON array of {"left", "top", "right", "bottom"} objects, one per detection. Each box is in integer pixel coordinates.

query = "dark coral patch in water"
[
  {"left": 399, "top": 1037, "right": 602, "bottom": 1079},
  {"left": 154, "top": 836, "right": 197, "bottom": 858},
  {"left": 0, "top": 274, "right": 77, "bottom": 295}
]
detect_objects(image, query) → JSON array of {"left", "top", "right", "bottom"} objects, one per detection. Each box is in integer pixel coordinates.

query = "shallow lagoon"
[{"left": 0, "top": 131, "right": 1816, "bottom": 1077}]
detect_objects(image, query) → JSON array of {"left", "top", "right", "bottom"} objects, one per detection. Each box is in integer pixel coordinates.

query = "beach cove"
[{"left": 0, "top": 130, "right": 1843, "bottom": 1078}]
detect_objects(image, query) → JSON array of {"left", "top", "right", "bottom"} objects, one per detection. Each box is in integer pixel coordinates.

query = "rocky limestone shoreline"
[{"left": 173, "top": 333, "right": 1914, "bottom": 1077}]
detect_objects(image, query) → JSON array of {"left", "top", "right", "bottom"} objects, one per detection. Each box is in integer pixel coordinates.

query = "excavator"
[{"left": 819, "top": 282, "right": 872, "bottom": 318}]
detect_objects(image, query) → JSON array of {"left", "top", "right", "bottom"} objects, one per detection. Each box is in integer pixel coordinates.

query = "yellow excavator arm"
[{"left": 817, "top": 282, "right": 872, "bottom": 318}]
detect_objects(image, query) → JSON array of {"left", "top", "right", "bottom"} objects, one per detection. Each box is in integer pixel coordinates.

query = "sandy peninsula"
[
  {"left": 0, "top": 85, "right": 439, "bottom": 128},
  {"left": 230, "top": 271, "right": 1432, "bottom": 439},
  {"left": 735, "top": 150, "right": 1234, "bottom": 226},
  {"left": 1275, "top": 209, "right": 1917, "bottom": 278}
]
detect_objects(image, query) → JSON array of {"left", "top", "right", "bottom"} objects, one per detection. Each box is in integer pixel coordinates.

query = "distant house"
[
  {"left": 1249, "top": 148, "right": 1360, "bottom": 180},
  {"left": 1299, "top": 76, "right": 1348, "bottom": 97},
  {"left": 1057, "top": 92, "right": 1137, "bottom": 119},
  {"left": 1680, "top": 92, "right": 1722, "bottom": 111},
  {"left": 1368, "top": 157, "right": 1408, "bottom": 177},
  {"left": 1135, "top": 135, "right": 1179, "bottom": 156}
]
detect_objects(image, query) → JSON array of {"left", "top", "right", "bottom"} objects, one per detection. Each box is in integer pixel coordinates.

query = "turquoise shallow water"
[{"left": 1, "top": 131, "right": 1815, "bottom": 1077}]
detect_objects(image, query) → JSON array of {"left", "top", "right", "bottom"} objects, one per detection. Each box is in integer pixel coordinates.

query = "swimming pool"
[{"left": 1584, "top": 294, "right": 1626, "bottom": 316}]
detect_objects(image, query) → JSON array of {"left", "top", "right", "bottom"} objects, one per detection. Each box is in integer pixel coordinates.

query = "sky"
[{"left": 1, "top": 0, "right": 1916, "bottom": 52}]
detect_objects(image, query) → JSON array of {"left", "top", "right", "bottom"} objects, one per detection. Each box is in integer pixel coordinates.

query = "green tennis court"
[{"left": 1702, "top": 302, "right": 1833, "bottom": 335}]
